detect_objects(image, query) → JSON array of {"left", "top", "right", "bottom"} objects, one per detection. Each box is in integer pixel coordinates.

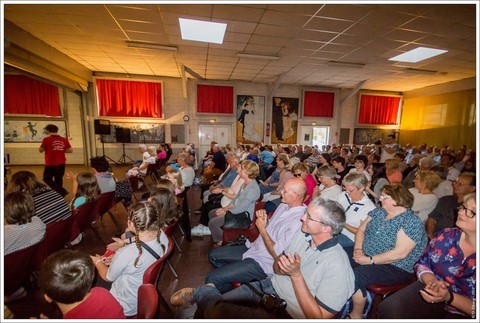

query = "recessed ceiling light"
[
  {"left": 179, "top": 18, "right": 227, "bottom": 44},
  {"left": 389, "top": 47, "right": 448, "bottom": 63}
]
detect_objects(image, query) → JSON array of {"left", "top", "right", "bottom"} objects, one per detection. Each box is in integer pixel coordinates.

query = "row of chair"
[{"left": 5, "top": 191, "right": 125, "bottom": 298}]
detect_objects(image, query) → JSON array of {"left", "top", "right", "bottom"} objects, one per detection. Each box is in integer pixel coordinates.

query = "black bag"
[
  {"left": 208, "top": 193, "right": 223, "bottom": 204},
  {"left": 244, "top": 282, "right": 287, "bottom": 314},
  {"left": 223, "top": 211, "right": 251, "bottom": 229}
]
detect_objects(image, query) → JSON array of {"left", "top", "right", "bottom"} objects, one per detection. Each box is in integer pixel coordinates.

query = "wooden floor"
[{"left": 5, "top": 164, "right": 213, "bottom": 319}]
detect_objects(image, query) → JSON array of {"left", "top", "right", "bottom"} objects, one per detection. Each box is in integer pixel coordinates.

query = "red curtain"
[
  {"left": 197, "top": 84, "right": 234, "bottom": 114},
  {"left": 303, "top": 91, "right": 335, "bottom": 117},
  {"left": 96, "top": 79, "right": 162, "bottom": 117},
  {"left": 358, "top": 94, "right": 401, "bottom": 125},
  {"left": 4, "top": 75, "right": 61, "bottom": 116}
]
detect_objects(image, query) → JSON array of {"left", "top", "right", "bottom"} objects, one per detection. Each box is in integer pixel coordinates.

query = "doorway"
[
  {"left": 198, "top": 124, "right": 233, "bottom": 161},
  {"left": 299, "top": 125, "right": 330, "bottom": 148}
]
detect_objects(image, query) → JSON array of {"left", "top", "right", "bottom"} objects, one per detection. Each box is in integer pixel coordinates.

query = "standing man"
[
  {"left": 380, "top": 134, "right": 399, "bottom": 162},
  {"left": 39, "top": 124, "right": 72, "bottom": 197}
]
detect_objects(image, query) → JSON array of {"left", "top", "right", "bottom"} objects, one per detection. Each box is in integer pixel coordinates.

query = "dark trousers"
[
  {"left": 179, "top": 186, "right": 192, "bottom": 241},
  {"left": 354, "top": 264, "right": 414, "bottom": 297},
  {"left": 200, "top": 201, "right": 222, "bottom": 226},
  {"left": 378, "top": 280, "right": 470, "bottom": 319},
  {"left": 43, "top": 164, "right": 67, "bottom": 196}
]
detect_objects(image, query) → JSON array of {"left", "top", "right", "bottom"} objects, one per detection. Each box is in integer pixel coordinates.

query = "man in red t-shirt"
[{"left": 39, "top": 124, "right": 72, "bottom": 197}]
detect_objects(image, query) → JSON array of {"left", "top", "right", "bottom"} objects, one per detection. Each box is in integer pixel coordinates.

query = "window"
[
  {"left": 4, "top": 75, "right": 61, "bottom": 116},
  {"left": 303, "top": 91, "right": 335, "bottom": 118},
  {"left": 358, "top": 94, "right": 401, "bottom": 125},
  {"left": 197, "top": 84, "right": 234, "bottom": 114},
  {"left": 96, "top": 79, "right": 163, "bottom": 118}
]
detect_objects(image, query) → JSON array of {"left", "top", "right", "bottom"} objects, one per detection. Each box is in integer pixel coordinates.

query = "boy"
[{"left": 37, "top": 249, "right": 125, "bottom": 319}]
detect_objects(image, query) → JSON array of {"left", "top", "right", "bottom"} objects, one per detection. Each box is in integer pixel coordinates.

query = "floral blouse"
[{"left": 415, "top": 227, "right": 476, "bottom": 316}]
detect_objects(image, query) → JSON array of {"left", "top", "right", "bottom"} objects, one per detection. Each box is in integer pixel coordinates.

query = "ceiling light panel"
[
  {"left": 179, "top": 18, "right": 227, "bottom": 44},
  {"left": 389, "top": 46, "right": 448, "bottom": 63}
]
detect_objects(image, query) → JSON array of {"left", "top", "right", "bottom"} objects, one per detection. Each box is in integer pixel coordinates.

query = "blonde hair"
[
  {"left": 415, "top": 170, "right": 441, "bottom": 191},
  {"left": 240, "top": 160, "right": 259, "bottom": 179},
  {"left": 167, "top": 169, "right": 185, "bottom": 192}
]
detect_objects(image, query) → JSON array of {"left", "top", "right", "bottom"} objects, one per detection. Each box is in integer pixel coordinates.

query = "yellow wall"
[{"left": 400, "top": 89, "right": 476, "bottom": 149}]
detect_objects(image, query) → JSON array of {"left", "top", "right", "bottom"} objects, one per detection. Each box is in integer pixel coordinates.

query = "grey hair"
[
  {"left": 309, "top": 197, "right": 345, "bottom": 236},
  {"left": 342, "top": 172, "right": 369, "bottom": 189},
  {"left": 317, "top": 165, "right": 337, "bottom": 179},
  {"left": 139, "top": 144, "right": 147, "bottom": 150}
]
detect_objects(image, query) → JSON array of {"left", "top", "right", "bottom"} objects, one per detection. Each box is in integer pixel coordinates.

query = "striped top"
[
  {"left": 4, "top": 216, "right": 46, "bottom": 255},
  {"left": 32, "top": 189, "right": 72, "bottom": 224}
]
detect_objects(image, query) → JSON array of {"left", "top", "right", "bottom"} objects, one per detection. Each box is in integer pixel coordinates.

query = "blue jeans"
[
  {"left": 208, "top": 244, "right": 247, "bottom": 268},
  {"left": 205, "top": 258, "right": 268, "bottom": 293},
  {"left": 194, "top": 279, "right": 290, "bottom": 319}
]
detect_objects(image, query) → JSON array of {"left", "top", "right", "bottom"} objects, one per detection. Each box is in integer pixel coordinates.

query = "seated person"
[
  {"left": 6, "top": 171, "right": 71, "bottom": 225},
  {"left": 201, "top": 154, "right": 238, "bottom": 203},
  {"left": 208, "top": 160, "right": 260, "bottom": 247},
  {"left": 127, "top": 146, "right": 156, "bottom": 178},
  {"left": 409, "top": 170, "right": 441, "bottom": 223},
  {"left": 134, "top": 144, "right": 149, "bottom": 167},
  {"left": 205, "top": 178, "right": 306, "bottom": 293},
  {"left": 290, "top": 162, "right": 316, "bottom": 205},
  {"left": 426, "top": 172, "right": 475, "bottom": 240},
  {"left": 36, "top": 249, "right": 125, "bottom": 319},
  {"left": 202, "top": 144, "right": 226, "bottom": 184},
  {"left": 4, "top": 191, "right": 46, "bottom": 256},
  {"left": 90, "top": 201, "right": 168, "bottom": 317},
  {"left": 431, "top": 165, "right": 453, "bottom": 198},
  {"left": 348, "top": 184, "right": 427, "bottom": 319},
  {"left": 90, "top": 156, "right": 115, "bottom": 193},
  {"left": 348, "top": 155, "right": 372, "bottom": 182},
  {"left": 378, "top": 193, "right": 476, "bottom": 319},
  {"left": 170, "top": 198, "right": 355, "bottom": 319},
  {"left": 312, "top": 165, "right": 342, "bottom": 201},
  {"left": 65, "top": 172, "right": 101, "bottom": 246}
]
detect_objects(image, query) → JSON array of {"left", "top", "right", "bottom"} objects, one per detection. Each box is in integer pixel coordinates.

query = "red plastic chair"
[
  {"left": 34, "top": 215, "right": 74, "bottom": 269},
  {"left": 69, "top": 200, "right": 99, "bottom": 245},
  {"left": 142, "top": 236, "right": 175, "bottom": 318},
  {"left": 5, "top": 236, "right": 45, "bottom": 297},
  {"left": 94, "top": 192, "right": 122, "bottom": 233},
  {"left": 366, "top": 275, "right": 416, "bottom": 318},
  {"left": 134, "top": 284, "right": 158, "bottom": 319}
]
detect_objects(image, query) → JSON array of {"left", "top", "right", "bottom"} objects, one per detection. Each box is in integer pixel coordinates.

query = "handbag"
[
  {"left": 208, "top": 193, "right": 223, "bottom": 204},
  {"left": 223, "top": 210, "right": 251, "bottom": 229}
]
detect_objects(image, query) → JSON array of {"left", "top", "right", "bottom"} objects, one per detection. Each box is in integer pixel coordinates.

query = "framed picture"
[
  {"left": 171, "top": 124, "right": 186, "bottom": 144},
  {"left": 236, "top": 95, "right": 265, "bottom": 144},
  {"left": 4, "top": 119, "right": 67, "bottom": 142},
  {"left": 271, "top": 97, "right": 299, "bottom": 144},
  {"left": 353, "top": 128, "right": 399, "bottom": 145}
]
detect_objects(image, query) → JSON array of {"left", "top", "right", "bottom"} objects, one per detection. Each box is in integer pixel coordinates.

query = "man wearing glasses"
[
  {"left": 426, "top": 172, "right": 476, "bottom": 240},
  {"left": 170, "top": 197, "right": 355, "bottom": 319}
]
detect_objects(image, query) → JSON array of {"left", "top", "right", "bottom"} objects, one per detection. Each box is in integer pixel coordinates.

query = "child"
[
  {"left": 65, "top": 171, "right": 101, "bottom": 245},
  {"left": 37, "top": 249, "right": 125, "bottom": 319},
  {"left": 90, "top": 201, "right": 167, "bottom": 317},
  {"left": 165, "top": 168, "right": 185, "bottom": 195}
]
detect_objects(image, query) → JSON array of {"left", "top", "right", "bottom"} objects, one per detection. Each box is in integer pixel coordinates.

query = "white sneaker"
[
  {"left": 191, "top": 225, "right": 206, "bottom": 236},
  {"left": 201, "top": 226, "right": 211, "bottom": 236}
]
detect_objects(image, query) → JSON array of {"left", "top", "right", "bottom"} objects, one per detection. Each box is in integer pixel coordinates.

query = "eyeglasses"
[
  {"left": 379, "top": 194, "right": 392, "bottom": 200},
  {"left": 342, "top": 186, "right": 357, "bottom": 193},
  {"left": 293, "top": 173, "right": 302, "bottom": 177},
  {"left": 457, "top": 204, "right": 476, "bottom": 218},
  {"left": 305, "top": 210, "right": 328, "bottom": 226},
  {"left": 453, "top": 179, "right": 469, "bottom": 187}
]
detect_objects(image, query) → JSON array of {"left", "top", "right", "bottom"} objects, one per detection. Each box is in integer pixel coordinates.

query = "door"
[
  {"left": 198, "top": 124, "right": 232, "bottom": 161},
  {"left": 299, "top": 125, "right": 330, "bottom": 148}
]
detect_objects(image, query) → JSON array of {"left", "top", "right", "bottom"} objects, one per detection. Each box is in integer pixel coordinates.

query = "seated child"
[{"left": 37, "top": 249, "right": 125, "bottom": 319}]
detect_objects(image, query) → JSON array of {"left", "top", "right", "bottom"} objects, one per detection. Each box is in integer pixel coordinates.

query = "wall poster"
[
  {"left": 4, "top": 119, "right": 67, "bottom": 142},
  {"left": 271, "top": 96, "right": 299, "bottom": 144},
  {"left": 236, "top": 95, "right": 265, "bottom": 144},
  {"left": 353, "top": 128, "right": 399, "bottom": 145}
]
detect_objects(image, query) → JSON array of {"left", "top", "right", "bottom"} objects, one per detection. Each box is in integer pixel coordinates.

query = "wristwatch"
[{"left": 445, "top": 290, "right": 454, "bottom": 305}]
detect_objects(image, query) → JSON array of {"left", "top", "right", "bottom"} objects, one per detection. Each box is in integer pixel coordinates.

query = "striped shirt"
[
  {"left": 4, "top": 216, "right": 46, "bottom": 255},
  {"left": 32, "top": 189, "right": 72, "bottom": 224}
]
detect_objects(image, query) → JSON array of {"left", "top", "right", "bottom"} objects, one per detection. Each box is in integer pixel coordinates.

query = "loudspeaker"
[
  {"left": 94, "top": 119, "right": 111, "bottom": 135},
  {"left": 115, "top": 128, "right": 131, "bottom": 143}
]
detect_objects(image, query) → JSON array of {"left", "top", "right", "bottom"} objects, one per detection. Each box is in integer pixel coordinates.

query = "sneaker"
[
  {"left": 201, "top": 226, "right": 211, "bottom": 236},
  {"left": 191, "top": 225, "right": 206, "bottom": 236},
  {"left": 69, "top": 233, "right": 83, "bottom": 246}
]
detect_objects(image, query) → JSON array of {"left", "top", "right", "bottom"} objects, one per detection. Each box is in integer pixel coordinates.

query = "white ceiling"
[{"left": 3, "top": 2, "right": 477, "bottom": 92}]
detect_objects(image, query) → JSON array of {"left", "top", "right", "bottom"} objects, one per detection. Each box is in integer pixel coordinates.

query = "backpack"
[{"left": 115, "top": 178, "right": 133, "bottom": 208}]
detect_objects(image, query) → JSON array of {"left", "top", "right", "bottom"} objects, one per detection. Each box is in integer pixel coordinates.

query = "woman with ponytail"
[{"left": 90, "top": 201, "right": 167, "bottom": 317}]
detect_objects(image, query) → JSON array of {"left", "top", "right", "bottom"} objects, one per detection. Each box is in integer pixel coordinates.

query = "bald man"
[{"left": 205, "top": 178, "right": 307, "bottom": 293}]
